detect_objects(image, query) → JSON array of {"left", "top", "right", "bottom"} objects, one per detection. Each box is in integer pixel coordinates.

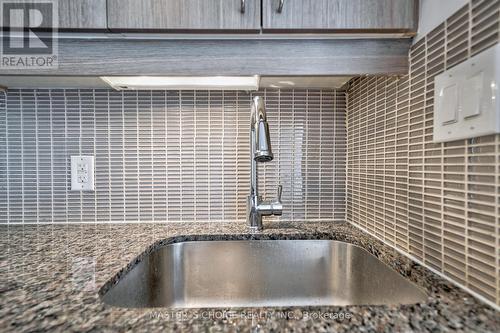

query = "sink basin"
[{"left": 101, "top": 240, "right": 427, "bottom": 308}]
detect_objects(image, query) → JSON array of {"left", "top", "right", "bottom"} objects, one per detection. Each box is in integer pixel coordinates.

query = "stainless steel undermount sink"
[{"left": 101, "top": 240, "right": 427, "bottom": 308}]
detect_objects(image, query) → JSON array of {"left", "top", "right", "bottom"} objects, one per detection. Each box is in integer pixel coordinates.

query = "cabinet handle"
[
  {"left": 240, "top": 0, "right": 245, "bottom": 13},
  {"left": 277, "top": 0, "right": 284, "bottom": 13}
]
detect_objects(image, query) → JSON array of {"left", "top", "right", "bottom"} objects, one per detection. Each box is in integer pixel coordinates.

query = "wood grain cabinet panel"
[
  {"left": 262, "top": 0, "right": 418, "bottom": 32},
  {"left": 0, "top": 0, "right": 107, "bottom": 29},
  {"left": 58, "top": 0, "right": 107, "bottom": 29},
  {"left": 107, "top": 0, "right": 261, "bottom": 31}
]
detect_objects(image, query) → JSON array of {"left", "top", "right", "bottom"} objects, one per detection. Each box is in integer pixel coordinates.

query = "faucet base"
[{"left": 248, "top": 225, "right": 261, "bottom": 233}]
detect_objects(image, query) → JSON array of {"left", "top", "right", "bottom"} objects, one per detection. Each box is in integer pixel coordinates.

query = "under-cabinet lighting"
[{"left": 100, "top": 76, "right": 260, "bottom": 91}]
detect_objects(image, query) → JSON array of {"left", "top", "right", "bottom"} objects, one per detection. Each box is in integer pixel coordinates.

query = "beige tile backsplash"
[
  {"left": 347, "top": 0, "right": 499, "bottom": 305},
  {"left": 0, "top": 89, "right": 346, "bottom": 224}
]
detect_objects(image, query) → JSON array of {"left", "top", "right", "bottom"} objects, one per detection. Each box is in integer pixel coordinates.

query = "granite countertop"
[{"left": 0, "top": 221, "right": 498, "bottom": 333}]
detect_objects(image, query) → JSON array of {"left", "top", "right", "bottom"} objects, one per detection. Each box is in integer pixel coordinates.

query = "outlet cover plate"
[{"left": 71, "top": 156, "right": 95, "bottom": 191}]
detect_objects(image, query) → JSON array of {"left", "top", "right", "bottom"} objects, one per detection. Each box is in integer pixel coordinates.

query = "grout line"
[
  {"left": 150, "top": 91, "right": 154, "bottom": 222},
  {"left": 93, "top": 90, "right": 97, "bottom": 224},
  {"left": 135, "top": 91, "right": 139, "bottom": 222},
  {"left": 496, "top": 133, "right": 499, "bottom": 305},
  {"left": 4, "top": 91, "right": 9, "bottom": 225},
  {"left": 423, "top": 31, "right": 428, "bottom": 268},
  {"left": 278, "top": 90, "right": 282, "bottom": 221},
  {"left": 121, "top": 91, "right": 126, "bottom": 223},
  {"left": 221, "top": 91, "right": 225, "bottom": 221},
  {"left": 78, "top": 90, "right": 83, "bottom": 222},
  {"left": 468, "top": 0, "right": 473, "bottom": 59},
  {"left": 0, "top": 218, "right": 345, "bottom": 225},
  {"left": 165, "top": 91, "right": 169, "bottom": 221},
  {"left": 20, "top": 91, "right": 24, "bottom": 224},
  {"left": 179, "top": 91, "right": 183, "bottom": 222},
  {"left": 205, "top": 90, "right": 207, "bottom": 221},
  {"left": 382, "top": 77, "right": 387, "bottom": 242},
  {"left": 34, "top": 90, "right": 39, "bottom": 225},
  {"left": 107, "top": 91, "right": 112, "bottom": 222},
  {"left": 63, "top": 91, "right": 67, "bottom": 223}
]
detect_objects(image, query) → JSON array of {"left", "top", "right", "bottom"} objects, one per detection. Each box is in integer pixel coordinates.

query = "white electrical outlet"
[{"left": 71, "top": 156, "right": 95, "bottom": 191}]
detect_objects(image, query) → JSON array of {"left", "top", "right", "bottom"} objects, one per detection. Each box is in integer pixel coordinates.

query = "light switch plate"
[
  {"left": 71, "top": 156, "right": 95, "bottom": 191},
  {"left": 434, "top": 43, "right": 500, "bottom": 142}
]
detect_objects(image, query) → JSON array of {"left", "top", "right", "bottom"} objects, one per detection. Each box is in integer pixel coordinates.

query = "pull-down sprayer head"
[{"left": 251, "top": 96, "right": 273, "bottom": 162}]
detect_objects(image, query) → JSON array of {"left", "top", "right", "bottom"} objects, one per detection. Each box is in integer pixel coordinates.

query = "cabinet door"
[
  {"left": 1, "top": 0, "right": 107, "bottom": 29},
  {"left": 58, "top": 0, "right": 107, "bottom": 29},
  {"left": 108, "top": 0, "right": 260, "bottom": 31},
  {"left": 263, "top": 0, "right": 418, "bottom": 32}
]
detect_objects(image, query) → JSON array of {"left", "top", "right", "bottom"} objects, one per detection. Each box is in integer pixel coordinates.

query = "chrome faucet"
[{"left": 247, "top": 96, "right": 283, "bottom": 231}]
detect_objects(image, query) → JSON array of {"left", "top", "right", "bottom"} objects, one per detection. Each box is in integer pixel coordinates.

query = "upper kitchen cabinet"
[
  {"left": 107, "top": 0, "right": 261, "bottom": 31},
  {"left": 262, "top": 0, "right": 418, "bottom": 33},
  {"left": 0, "top": 0, "right": 107, "bottom": 29},
  {"left": 59, "top": 0, "right": 107, "bottom": 29}
]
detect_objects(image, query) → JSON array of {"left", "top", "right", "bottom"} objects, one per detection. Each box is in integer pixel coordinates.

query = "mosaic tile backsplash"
[
  {"left": 347, "top": 0, "right": 499, "bottom": 305},
  {"left": 0, "top": 89, "right": 346, "bottom": 224}
]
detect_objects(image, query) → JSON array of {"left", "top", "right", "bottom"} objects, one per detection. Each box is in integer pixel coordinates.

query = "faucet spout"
[{"left": 247, "top": 96, "right": 283, "bottom": 232}]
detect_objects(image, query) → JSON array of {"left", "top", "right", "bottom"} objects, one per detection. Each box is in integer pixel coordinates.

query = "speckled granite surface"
[{"left": 0, "top": 222, "right": 498, "bottom": 332}]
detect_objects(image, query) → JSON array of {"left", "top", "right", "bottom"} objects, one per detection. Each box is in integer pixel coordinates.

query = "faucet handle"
[{"left": 272, "top": 185, "right": 283, "bottom": 216}]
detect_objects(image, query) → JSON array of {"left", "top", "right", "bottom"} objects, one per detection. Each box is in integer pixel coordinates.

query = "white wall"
[{"left": 415, "top": 0, "right": 469, "bottom": 42}]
